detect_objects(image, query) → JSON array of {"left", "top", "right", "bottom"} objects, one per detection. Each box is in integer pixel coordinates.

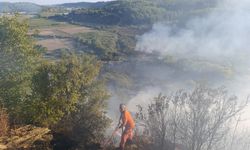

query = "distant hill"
[
  {"left": 57, "top": 2, "right": 107, "bottom": 9},
  {"left": 51, "top": 0, "right": 165, "bottom": 26},
  {"left": 50, "top": 0, "right": 217, "bottom": 26},
  {"left": 0, "top": 2, "right": 43, "bottom": 13}
]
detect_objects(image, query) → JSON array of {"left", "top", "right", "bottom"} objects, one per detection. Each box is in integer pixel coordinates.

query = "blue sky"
[{"left": 0, "top": 0, "right": 113, "bottom": 5}]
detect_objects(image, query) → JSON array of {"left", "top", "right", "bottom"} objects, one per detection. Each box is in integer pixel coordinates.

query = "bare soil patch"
[{"left": 37, "top": 38, "right": 74, "bottom": 51}]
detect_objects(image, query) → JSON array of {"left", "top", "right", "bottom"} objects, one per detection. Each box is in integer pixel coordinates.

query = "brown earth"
[{"left": 37, "top": 38, "right": 74, "bottom": 52}]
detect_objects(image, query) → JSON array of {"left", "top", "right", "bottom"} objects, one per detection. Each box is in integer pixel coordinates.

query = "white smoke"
[
  {"left": 134, "top": 0, "right": 250, "bottom": 135},
  {"left": 137, "top": 3, "right": 250, "bottom": 63},
  {"left": 127, "top": 87, "right": 161, "bottom": 111}
]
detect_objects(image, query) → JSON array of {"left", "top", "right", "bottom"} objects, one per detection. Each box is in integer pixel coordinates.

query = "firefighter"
[{"left": 116, "top": 104, "right": 135, "bottom": 150}]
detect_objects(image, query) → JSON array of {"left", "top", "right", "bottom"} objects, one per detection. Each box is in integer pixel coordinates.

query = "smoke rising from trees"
[{"left": 134, "top": 0, "right": 250, "bottom": 128}]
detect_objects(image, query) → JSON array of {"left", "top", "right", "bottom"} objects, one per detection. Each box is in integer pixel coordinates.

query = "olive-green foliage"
[
  {"left": 28, "top": 53, "right": 107, "bottom": 126},
  {"left": 51, "top": 0, "right": 218, "bottom": 27},
  {"left": 0, "top": 16, "right": 41, "bottom": 123},
  {"left": 52, "top": 0, "right": 165, "bottom": 26},
  {"left": 109, "top": 26, "right": 143, "bottom": 55},
  {"left": 55, "top": 79, "right": 111, "bottom": 147},
  {"left": 103, "top": 0, "right": 166, "bottom": 25},
  {"left": 0, "top": 2, "right": 42, "bottom": 13},
  {"left": 0, "top": 16, "right": 40, "bottom": 80},
  {"left": 117, "top": 31, "right": 137, "bottom": 55},
  {"left": 75, "top": 26, "right": 144, "bottom": 60},
  {"left": 0, "top": 17, "right": 111, "bottom": 143},
  {"left": 34, "top": 53, "right": 111, "bottom": 147},
  {"left": 76, "top": 31, "right": 118, "bottom": 59}
]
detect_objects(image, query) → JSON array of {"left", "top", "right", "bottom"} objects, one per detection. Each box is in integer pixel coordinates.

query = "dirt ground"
[
  {"left": 37, "top": 38, "right": 74, "bottom": 51},
  {"left": 58, "top": 26, "right": 93, "bottom": 34}
]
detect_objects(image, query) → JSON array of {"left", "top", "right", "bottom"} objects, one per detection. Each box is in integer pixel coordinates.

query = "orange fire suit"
[{"left": 119, "top": 110, "right": 135, "bottom": 150}]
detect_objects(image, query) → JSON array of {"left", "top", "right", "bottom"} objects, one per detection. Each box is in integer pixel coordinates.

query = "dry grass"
[
  {"left": 0, "top": 125, "right": 51, "bottom": 149},
  {"left": 30, "top": 26, "right": 93, "bottom": 37},
  {"left": 58, "top": 26, "right": 93, "bottom": 34},
  {"left": 0, "top": 107, "right": 9, "bottom": 137}
]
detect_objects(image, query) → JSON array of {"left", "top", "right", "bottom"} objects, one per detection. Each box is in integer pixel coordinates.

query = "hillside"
[
  {"left": 56, "top": 2, "right": 106, "bottom": 9},
  {"left": 46, "top": 0, "right": 218, "bottom": 60},
  {"left": 51, "top": 0, "right": 165, "bottom": 26},
  {"left": 0, "top": 2, "right": 43, "bottom": 13},
  {"left": 50, "top": 0, "right": 217, "bottom": 26}
]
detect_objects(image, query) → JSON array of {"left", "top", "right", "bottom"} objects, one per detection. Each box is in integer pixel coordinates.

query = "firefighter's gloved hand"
[
  {"left": 115, "top": 126, "right": 120, "bottom": 131},
  {"left": 119, "top": 125, "right": 124, "bottom": 129}
]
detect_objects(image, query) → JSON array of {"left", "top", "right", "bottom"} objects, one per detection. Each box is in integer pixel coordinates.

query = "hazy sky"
[{"left": 0, "top": 0, "right": 113, "bottom": 5}]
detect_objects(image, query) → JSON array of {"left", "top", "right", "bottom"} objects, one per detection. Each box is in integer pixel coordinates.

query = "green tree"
[
  {"left": 55, "top": 79, "right": 111, "bottom": 148},
  {"left": 30, "top": 53, "right": 111, "bottom": 148},
  {"left": 0, "top": 15, "right": 111, "bottom": 149},
  {"left": 76, "top": 31, "right": 118, "bottom": 60},
  {"left": 0, "top": 16, "right": 41, "bottom": 123},
  {"left": 27, "top": 53, "right": 107, "bottom": 126}
]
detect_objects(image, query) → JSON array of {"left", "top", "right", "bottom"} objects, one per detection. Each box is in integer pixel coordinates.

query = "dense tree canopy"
[
  {"left": 27, "top": 53, "right": 108, "bottom": 126},
  {"left": 50, "top": 0, "right": 217, "bottom": 26},
  {"left": 76, "top": 31, "right": 118, "bottom": 60},
  {"left": 51, "top": 0, "right": 165, "bottom": 26},
  {"left": 0, "top": 16, "right": 42, "bottom": 123},
  {"left": 0, "top": 17, "right": 110, "bottom": 143}
]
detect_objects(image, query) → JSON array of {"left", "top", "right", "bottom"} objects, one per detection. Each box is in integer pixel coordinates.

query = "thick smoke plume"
[
  {"left": 135, "top": 0, "right": 250, "bottom": 127},
  {"left": 136, "top": 0, "right": 250, "bottom": 62}
]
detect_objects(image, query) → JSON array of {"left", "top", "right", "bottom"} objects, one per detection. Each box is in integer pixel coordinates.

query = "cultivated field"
[
  {"left": 37, "top": 38, "right": 74, "bottom": 52},
  {"left": 28, "top": 17, "right": 95, "bottom": 52},
  {"left": 34, "top": 26, "right": 93, "bottom": 37}
]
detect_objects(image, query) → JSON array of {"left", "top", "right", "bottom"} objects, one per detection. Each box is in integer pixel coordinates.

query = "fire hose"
[{"left": 103, "top": 127, "right": 123, "bottom": 149}]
